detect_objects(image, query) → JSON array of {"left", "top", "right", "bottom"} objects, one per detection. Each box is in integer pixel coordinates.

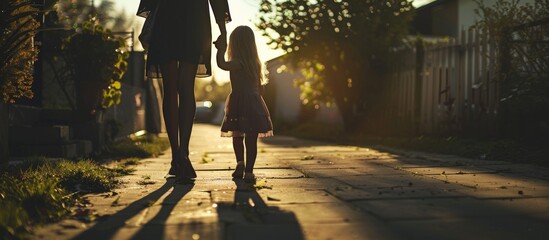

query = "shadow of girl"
[{"left": 216, "top": 180, "right": 305, "bottom": 240}]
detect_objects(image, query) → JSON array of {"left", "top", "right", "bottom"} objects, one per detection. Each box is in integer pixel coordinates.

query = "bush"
[{"left": 105, "top": 134, "right": 170, "bottom": 159}]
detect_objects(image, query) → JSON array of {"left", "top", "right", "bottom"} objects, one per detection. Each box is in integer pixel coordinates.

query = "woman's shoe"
[
  {"left": 167, "top": 161, "right": 177, "bottom": 176},
  {"left": 170, "top": 156, "right": 197, "bottom": 178},
  {"left": 243, "top": 172, "right": 256, "bottom": 184},
  {"left": 175, "top": 176, "right": 196, "bottom": 185},
  {"left": 232, "top": 161, "right": 245, "bottom": 179},
  {"left": 181, "top": 156, "right": 197, "bottom": 178},
  {"left": 167, "top": 152, "right": 179, "bottom": 177}
]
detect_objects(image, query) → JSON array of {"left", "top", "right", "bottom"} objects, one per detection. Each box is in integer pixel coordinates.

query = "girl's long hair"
[{"left": 228, "top": 26, "right": 264, "bottom": 85}]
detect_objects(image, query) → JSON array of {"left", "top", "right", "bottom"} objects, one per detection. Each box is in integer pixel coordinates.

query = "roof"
[{"left": 416, "top": 0, "right": 454, "bottom": 11}]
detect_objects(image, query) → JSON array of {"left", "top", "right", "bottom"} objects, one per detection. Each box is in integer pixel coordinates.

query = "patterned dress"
[{"left": 221, "top": 64, "right": 273, "bottom": 137}]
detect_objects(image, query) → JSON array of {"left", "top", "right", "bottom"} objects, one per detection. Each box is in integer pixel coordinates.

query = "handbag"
[{"left": 137, "top": 0, "right": 160, "bottom": 50}]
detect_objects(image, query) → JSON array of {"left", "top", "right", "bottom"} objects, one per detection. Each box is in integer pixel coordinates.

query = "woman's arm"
[
  {"left": 210, "top": 0, "right": 231, "bottom": 41},
  {"left": 210, "top": 0, "right": 232, "bottom": 24}
]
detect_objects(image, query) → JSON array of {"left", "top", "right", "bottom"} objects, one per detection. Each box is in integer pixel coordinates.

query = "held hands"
[{"left": 214, "top": 34, "right": 227, "bottom": 50}]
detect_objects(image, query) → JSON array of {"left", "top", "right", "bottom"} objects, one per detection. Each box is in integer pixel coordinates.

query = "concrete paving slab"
[
  {"left": 226, "top": 224, "right": 304, "bottom": 240},
  {"left": 275, "top": 202, "right": 369, "bottom": 223},
  {"left": 427, "top": 173, "right": 549, "bottom": 189},
  {"left": 300, "top": 168, "right": 366, "bottom": 177},
  {"left": 108, "top": 223, "right": 222, "bottom": 240},
  {"left": 326, "top": 185, "right": 465, "bottom": 201},
  {"left": 457, "top": 186, "right": 549, "bottom": 199},
  {"left": 479, "top": 164, "right": 549, "bottom": 180},
  {"left": 334, "top": 173, "right": 454, "bottom": 189},
  {"left": 211, "top": 188, "right": 341, "bottom": 205},
  {"left": 354, "top": 197, "right": 542, "bottom": 220},
  {"left": 259, "top": 178, "right": 351, "bottom": 190},
  {"left": 388, "top": 217, "right": 549, "bottom": 240},
  {"left": 299, "top": 222, "right": 403, "bottom": 240},
  {"left": 194, "top": 168, "right": 305, "bottom": 180},
  {"left": 403, "top": 166, "right": 498, "bottom": 175},
  {"left": 259, "top": 189, "right": 340, "bottom": 205}
]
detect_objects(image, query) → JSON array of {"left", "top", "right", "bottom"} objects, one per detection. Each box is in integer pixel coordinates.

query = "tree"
[
  {"left": 0, "top": 0, "right": 41, "bottom": 103},
  {"left": 56, "top": 0, "right": 131, "bottom": 32},
  {"left": 257, "top": 0, "right": 414, "bottom": 131}
]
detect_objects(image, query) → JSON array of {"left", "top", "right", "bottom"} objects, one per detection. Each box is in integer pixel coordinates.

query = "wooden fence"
[{"left": 381, "top": 28, "right": 499, "bottom": 136}]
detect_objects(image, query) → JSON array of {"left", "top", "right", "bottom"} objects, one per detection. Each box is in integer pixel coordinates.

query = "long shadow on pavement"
[
  {"left": 73, "top": 180, "right": 180, "bottom": 239},
  {"left": 217, "top": 180, "right": 304, "bottom": 240},
  {"left": 131, "top": 184, "right": 194, "bottom": 239}
]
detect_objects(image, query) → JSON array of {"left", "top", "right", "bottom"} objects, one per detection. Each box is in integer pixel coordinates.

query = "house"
[
  {"left": 412, "top": 0, "right": 536, "bottom": 37},
  {"left": 265, "top": 56, "right": 343, "bottom": 125}
]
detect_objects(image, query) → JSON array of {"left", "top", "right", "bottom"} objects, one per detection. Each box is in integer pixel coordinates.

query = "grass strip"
[{"left": 0, "top": 157, "right": 120, "bottom": 239}]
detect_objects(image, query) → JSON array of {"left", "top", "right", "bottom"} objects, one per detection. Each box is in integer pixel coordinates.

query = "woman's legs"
[
  {"left": 244, "top": 133, "right": 258, "bottom": 173},
  {"left": 160, "top": 60, "right": 198, "bottom": 178},
  {"left": 160, "top": 61, "right": 180, "bottom": 173},
  {"left": 177, "top": 61, "right": 198, "bottom": 178}
]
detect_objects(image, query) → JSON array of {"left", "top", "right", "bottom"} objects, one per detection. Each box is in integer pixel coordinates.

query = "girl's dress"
[
  {"left": 221, "top": 64, "right": 274, "bottom": 137},
  {"left": 137, "top": 0, "right": 231, "bottom": 78}
]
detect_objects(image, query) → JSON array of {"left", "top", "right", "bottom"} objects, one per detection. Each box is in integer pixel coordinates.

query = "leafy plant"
[
  {"left": 62, "top": 19, "right": 129, "bottom": 110},
  {"left": 0, "top": 0, "right": 40, "bottom": 103}
]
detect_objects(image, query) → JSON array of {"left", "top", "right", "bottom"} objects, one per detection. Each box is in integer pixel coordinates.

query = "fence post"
[
  {"left": 497, "top": 28, "right": 512, "bottom": 136},
  {"left": 414, "top": 40, "right": 424, "bottom": 136},
  {"left": 0, "top": 101, "right": 9, "bottom": 164}
]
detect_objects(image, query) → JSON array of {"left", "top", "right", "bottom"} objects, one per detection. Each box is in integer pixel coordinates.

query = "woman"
[{"left": 137, "top": 0, "right": 231, "bottom": 182}]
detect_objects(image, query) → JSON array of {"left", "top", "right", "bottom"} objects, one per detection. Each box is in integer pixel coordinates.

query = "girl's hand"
[{"left": 214, "top": 35, "right": 227, "bottom": 50}]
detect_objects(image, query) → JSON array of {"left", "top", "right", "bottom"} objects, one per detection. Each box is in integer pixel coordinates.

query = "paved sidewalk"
[{"left": 34, "top": 124, "right": 549, "bottom": 240}]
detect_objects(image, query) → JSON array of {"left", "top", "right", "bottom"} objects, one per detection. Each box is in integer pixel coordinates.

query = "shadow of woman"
[
  {"left": 72, "top": 180, "right": 192, "bottom": 239},
  {"left": 217, "top": 179, "right": 305, "bottom": 240},
  {"left": 130, "top": 183, "right": 194, "bottom": 239}
]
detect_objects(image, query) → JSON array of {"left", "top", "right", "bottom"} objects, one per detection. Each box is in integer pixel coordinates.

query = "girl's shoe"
[
  {"left": 232, "top": 161, "right": 245, "bottom": 179},
  {"left": 243, "top": 172, "right": 256, "bottom": 183}
]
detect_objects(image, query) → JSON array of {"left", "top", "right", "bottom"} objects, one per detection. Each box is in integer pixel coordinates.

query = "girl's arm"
[{"left": 215, "top": 36, "right": 241, "bottom": 71}]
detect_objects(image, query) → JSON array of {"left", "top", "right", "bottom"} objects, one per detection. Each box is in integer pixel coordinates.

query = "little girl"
[{"left": 214, "top": 25, "right": 273, "bottom": 183}]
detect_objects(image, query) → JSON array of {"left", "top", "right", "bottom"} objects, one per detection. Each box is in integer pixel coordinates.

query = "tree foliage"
[
  {"left": 0, "top": 0, "right": 40, "bottom": 103},
  {"left": 257, "top": 0, "right": 414, "bottom": 129},
  {"left": 56, "top": 0, "right": 131, "bottom": 32}
]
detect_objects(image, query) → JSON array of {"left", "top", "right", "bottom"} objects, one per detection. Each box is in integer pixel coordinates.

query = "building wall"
[
  {"left": 266, "top": 58, "right": 343, "bottom": 126},
  {"left": 414, "top": 0, "right": 536, "bottom": 37},
  {"left": 266, "top": 59, "right": 302, "bottom": 123},
  {"left": 431, "top": 0, "right": 458, "bottom": 37},
  {"left": 458, "top": 0, "right": 536, "bottom": 31}
]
